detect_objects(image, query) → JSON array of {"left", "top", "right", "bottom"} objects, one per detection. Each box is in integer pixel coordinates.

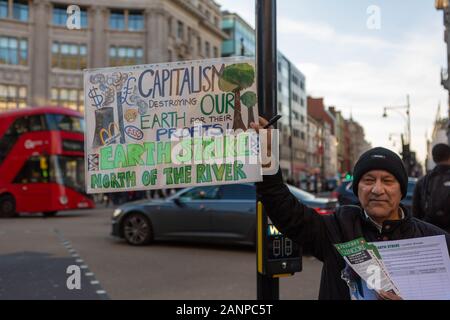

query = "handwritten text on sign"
[{"left": 84, "top": 57, "right": 262, "bottom": 193}]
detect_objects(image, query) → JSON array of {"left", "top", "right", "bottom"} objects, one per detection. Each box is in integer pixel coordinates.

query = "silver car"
[{"left": 111, "top": 183, "right": 337, "bottom": 246}]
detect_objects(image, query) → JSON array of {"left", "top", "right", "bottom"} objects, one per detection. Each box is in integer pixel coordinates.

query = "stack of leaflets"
[{"left": 335, "top": 237, "right": 401, "bottom": 299}]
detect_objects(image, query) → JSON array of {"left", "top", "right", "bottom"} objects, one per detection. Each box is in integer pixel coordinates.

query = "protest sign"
[{"left": 83, "top": 57, "right": 262, "bottom": 194}]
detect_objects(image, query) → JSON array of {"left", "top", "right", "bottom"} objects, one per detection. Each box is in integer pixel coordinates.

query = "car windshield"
[{"left": 287, "top": 184, "right": 316, "bottom": 200}]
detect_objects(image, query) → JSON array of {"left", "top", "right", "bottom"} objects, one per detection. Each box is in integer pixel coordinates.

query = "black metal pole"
[{"left": 256, "top": 0, "right": 279, "bottom": 300}]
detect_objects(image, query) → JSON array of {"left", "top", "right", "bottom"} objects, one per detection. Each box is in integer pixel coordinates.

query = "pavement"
[{"left": 0, "top": 207, "right": 322, "bottom": 300}]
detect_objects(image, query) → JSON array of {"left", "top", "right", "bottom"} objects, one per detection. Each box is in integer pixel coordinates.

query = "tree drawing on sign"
[
  {"left": 218, "top": 63, "right": 255, "bottom": 131},
  {"left": 240, "top": 91, "right": 257, "bottom": 128}
]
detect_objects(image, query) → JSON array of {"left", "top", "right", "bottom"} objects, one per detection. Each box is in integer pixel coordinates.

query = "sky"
[{"left": 216, "top": 0, "right": 449, "bottom": 164}]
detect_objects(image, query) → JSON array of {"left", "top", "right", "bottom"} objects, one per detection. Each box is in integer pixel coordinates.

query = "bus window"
[
  {"left": 5, "top": 115, "right": 46, "bottom": 136},
  {"left": 7, "top": 116, "right": 29, "bottom": 135},
  {"left": 29, "top": 115, "right": 46, "bottom": 131},
  {"left": 46, "top": 114, "right": 85, "bottom": 133},
  {"left": 52, "top": 155, "right": 85, "bottom": 192},
  {"left": 13, "top": 156, "right": 50, "bottom": 184}
]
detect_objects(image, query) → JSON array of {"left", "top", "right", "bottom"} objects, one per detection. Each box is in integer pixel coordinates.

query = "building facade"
[
  {"left": 0, "top": 0, "right": 227, "bottom": 113},
  {"left": 346, "top": 117, "right": 372, "bottom": 168},
  {"left": 329, "top": 106, "right": 350, "bottom": 175},
  {"left": 221, "top": 10, "right": 254, "bottom": 57},
  {"left": 307, "top": 96, "right": 338, "bottom": 180},
  {"left": 277, "top": 52, "right": 307, "bottom": 182},
  {"left": 426, "top": 106, "right": 449, "bottom": 171},
  {"left": 220, "top": 11, "right": 308, "bottom": 183}
]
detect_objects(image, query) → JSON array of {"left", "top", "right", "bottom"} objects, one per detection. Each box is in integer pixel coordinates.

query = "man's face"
[{"left": 358, "top": 170, "right": 402, "bottom": 222}]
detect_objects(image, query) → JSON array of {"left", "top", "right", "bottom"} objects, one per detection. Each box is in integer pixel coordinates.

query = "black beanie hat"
[{"left": 352, "top": 147, "right": 408, "bottom": 199}]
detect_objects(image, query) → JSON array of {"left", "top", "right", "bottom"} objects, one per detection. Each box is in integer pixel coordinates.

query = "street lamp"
[
  {"left": 382, "top": 95, "right": 411, "bottom": 146},
  {"left": 383, "top": 95, "right": 412, "bottom": 175}
]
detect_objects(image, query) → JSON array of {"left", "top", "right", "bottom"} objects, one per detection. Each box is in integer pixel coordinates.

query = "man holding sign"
[{"left": 251, "top": 117, "right": 450, "bottom": 300}]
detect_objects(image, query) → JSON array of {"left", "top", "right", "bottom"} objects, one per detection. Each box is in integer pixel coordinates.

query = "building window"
[
  {"left": 301, "top": 132, "right": 305, "bottom": 140},
  {"left": 51, "top": 88, "right": 84, "bottom": 113},
  {"left": 293, "top": 93, "right": 299, "bottom": 103},
  {"left": 278, "top": 102, "right": 282, "bottom": 112},
  {"left": 205, "top": 41, "right": 210, "bottom": 57},
  {"left": 300, "top": 98, "right": 305, "bottom": 107},
  {"left": 0, "top": 0, "right": 28, "bottom": 21},
  {"left": 197, "top": 36, "right": 202, "bottom": 55},
  {"left": 177, "top": 21, "right": 184, "bottom": 39},
  {"left": 0, "top": 0, "right": 7, "bottom": 19},
  {"left": 278, "top": 82, "right": 282, "bottom": 92},
  {"left": 292, "top": 75, "right": 299, "bottom": 85},
  {"left": 109, "top": 46, "right": 144, "bottom": 67},
  {"left": 293, "top": 111, "right": 299, "bottom": 121},
  {"left": 214, "top": 16, "right": 219, "bottom": 27},
  {"left": 0, "top": 36, "right": 27, "bottom": 65},
  {"left": 13, "top": 0, "right": 28, "bottom": 21},
  {"left": 128, "top": 11, "right": 144, "bottom": 31},
  {"left": 293, "top": 129, "right": 300, "bottom": 138},
  {"left": 213, "top": 46, "right": 218, "bottom": 58},
  {"left": 300, "top": 81, "right": 305, "bottom": 90},
  {"left": 0, "top": 84, "right": 27, "bottom": 111},
  {"left": 110, "top": 10, "right": 125, "bottom": 30},
  {"left": 187, "top": 26, "right": 192, "bottom": 43},
  {"left": 301, "top": 115, "right": 305, "bottom": 123},
  {"left": 52, "top": 42, "right": 87, "bottom": 70},
  {"left": 53, "top": 6, "right": 88, "bottom": 28}
]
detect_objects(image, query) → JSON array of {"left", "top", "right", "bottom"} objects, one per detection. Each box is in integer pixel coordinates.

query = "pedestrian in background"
[{"left": 413, "top": 143, "right": 450, "bottom": 231}]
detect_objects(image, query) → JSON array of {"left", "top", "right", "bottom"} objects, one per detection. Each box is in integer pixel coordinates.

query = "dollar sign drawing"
[{"left": 88, "top": 87, "right": 104, "bottom": 109}]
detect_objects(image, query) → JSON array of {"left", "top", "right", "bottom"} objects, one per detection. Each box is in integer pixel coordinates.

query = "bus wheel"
[
  {"left": 0, "top": 195, "right": 17, "bottom": 218},
  {"left": 43, "top": 211, "right": 58, "bottom": 218},
  {"left": 122, "top": 213, "right": 153, "bottom": 246}
]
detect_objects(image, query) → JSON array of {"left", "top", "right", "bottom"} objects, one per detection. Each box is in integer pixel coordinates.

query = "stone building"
[{"left": 0, "top": 0, "right": 227, "bottom": 113}]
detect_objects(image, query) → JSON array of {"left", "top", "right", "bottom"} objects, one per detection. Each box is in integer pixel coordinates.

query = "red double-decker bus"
[{"left": 0, "top": 107, "right": 94, "bottom": 217}]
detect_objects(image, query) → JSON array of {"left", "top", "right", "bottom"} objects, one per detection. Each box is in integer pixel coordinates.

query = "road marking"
[{"left": 54, "top": 229, "right": 109, "bottom": 299}]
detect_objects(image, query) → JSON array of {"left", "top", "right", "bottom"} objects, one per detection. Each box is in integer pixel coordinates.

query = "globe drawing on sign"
[{"left": 137, "top": 100, "right": 148, "bottom": 116}]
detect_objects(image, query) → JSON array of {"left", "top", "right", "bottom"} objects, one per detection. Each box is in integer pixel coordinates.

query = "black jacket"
[
  {"left": 412, "top": 164, "right": 450, "bottom": 221},
  {"left": 256, "top": 170, "right": 450, "bottom": 300}
]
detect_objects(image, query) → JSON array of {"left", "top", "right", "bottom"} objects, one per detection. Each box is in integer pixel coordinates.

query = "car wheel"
[
  {"left": 43, "top": 211, "right": 58, "bottom": 218},
  {"left": 122, "top": 213, "right": 153, "bottom": 246},
  {"left": 0, "top": 194, "right": 17, "bottom": 218}
]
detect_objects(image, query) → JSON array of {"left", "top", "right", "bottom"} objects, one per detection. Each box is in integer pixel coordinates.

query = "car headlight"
[{"left": 113, "top": 209, "right": 123, "bottom": 218}]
